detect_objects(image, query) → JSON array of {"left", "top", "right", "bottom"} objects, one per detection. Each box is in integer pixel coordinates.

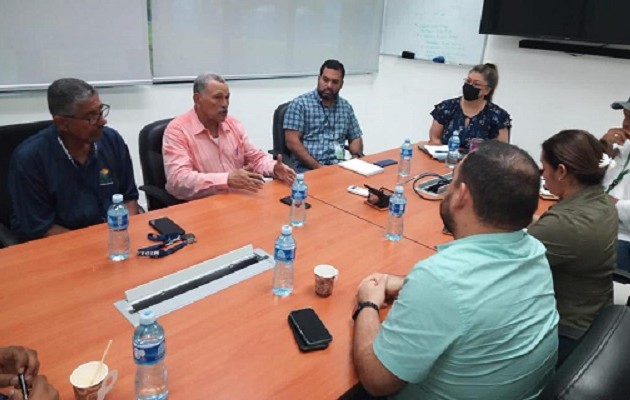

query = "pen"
[{"left": 18, "top": 373, "right": 29, "bottom": 400}]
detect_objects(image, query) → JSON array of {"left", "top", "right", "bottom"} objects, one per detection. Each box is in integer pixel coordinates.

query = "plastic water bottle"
[
  {"left": 133, "top": 309, "right": 168, "bottom": 400},
  {"left": 272, "top": 225, "right": 296, "bottom": 296},
  {"left": 386, "top": 186, "right": 406, "bottom": 241},
  {"left": 290, "top": 174, "right": 308, "bottom": 227},
  {"left": 445, "top": 130, "right": 460, "bottom": 169},
  {"left": 398, "top": 138, "right": 413, "bottom": 177},
  {"left": 107, "top": 194, "right": 130, "bottom": 261}
]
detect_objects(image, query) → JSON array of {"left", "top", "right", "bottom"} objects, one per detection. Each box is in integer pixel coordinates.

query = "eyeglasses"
[
  {"left": 463, "top": 78, "right": 487, "bottom": 90},
  {"left": 59, "top": 104, "right": 110, "bottom": 126}
]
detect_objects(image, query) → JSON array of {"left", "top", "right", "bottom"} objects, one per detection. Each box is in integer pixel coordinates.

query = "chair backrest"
[
  {"left": 138, "top": 118, "right": 174, "bottom": 210},
  {"left": 0, "top": 120, "right": 53, "bottom": 228},
  {"left": 540, "top": 305, "right": 630, "bottom": 400},
  {"left": 271, "top": 102, "right": 295, "bottom": 169}
]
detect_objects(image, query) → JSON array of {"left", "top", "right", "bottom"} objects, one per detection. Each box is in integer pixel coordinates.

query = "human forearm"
[
  {"left": 125, "top": 200, "right": 140, "bottom": 215},
  {"left": 348, "top": 138, "right": 364, "bottom": 157},
  {"left": 353, "top": 310, "right": 404, "bottom": 396},
  {"left": 286, "top": 137, "right": 322, "bottom": 169},
  {"left": 165, "top": 167, "right": 229, "bottom": 200}
]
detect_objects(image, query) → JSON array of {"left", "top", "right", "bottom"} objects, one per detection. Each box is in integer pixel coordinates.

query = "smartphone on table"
[
  {"left": 288, "top": 308, "right": 333, "bottom": 352},
  {"left": 148, "top": 217, "right": 185, "bottom": 236}
]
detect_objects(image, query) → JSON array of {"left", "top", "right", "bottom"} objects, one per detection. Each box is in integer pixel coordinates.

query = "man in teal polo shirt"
[{"left": 351, "top": 141, "right": 559, "bottom": 399}]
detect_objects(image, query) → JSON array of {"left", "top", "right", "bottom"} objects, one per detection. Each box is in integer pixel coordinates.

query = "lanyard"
[
  {"left": 137, "top": 233, "right": 196, "bottom": 258},
  {"left": 606, "top": 152, "right": 630, "bottom": 194}
]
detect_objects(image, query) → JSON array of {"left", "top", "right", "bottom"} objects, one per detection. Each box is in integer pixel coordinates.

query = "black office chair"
[
  {"left": 0, "top": 120, "right": 53, "bottom": 248},
  {"left": 540, "top": 305, "right": 630, "bottom": 400},
  {"left": 268, "top": 102, "right": 296, "bottom": 170},
  {"left": 138, "top": 118, "right": 184, "bottom": 211}
]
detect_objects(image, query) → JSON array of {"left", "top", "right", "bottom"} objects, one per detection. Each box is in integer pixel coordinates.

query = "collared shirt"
[
  {"left": 431, "top": 97, "right": 512, "bottom": 149},
  {"left": 163, "top": 109, "right": 275, "bottom": 201},
  {"left": 373, "top": 231, "right": 559, "bottom": 400},
  {"left": 283, "top": 90, "right": 362, "bottom": 170},
  {"left": 603, "top": 140, "right": 630, "bottom": 242},
  {"left": 529, "top": 185, "right": 617, "bottom": 330},
  {"left": 8, "top": 125, "right": 138, "bottom": 241}
]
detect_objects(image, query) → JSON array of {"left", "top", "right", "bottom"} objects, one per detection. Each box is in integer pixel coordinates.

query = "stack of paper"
[
  {"left": 419, "top": 144, "right": 448, "bottom": 160},
  {"left": 338, "top": 158, "right": 384, "bottom": 176}
]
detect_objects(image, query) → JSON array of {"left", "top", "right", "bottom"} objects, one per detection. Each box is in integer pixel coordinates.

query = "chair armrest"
[
  {"left": 613, "top": 268, "right": 630, "bottom": 284},
  {"left": 0, "top": 223, "right": 19, "bottom": 248},
  {"left": 139, "top": 185, "right": 183, "bottom": 209}
]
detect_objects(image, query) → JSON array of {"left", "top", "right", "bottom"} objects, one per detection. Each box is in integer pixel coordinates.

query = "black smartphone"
[
  {"left": 373, "top": 159, "right": 398, "bottom": 168},
  {"left": 288, "top": 308, "right": 332, "bottom": 351},
  {"left": 149, "top": 217, "right": 185, "bottom": 236},
  {"left": 280, "top": 196, "right": 312, "bottom": 209}
]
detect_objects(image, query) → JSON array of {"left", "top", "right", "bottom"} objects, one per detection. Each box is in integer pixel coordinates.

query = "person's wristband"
[{"left": 352, "top": 301, "right": 380, "bottom": 321}]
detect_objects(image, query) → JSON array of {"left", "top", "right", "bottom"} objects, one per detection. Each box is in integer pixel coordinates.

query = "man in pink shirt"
[{"left": 163, "top": 73, "right": 296, "bottom": 200}]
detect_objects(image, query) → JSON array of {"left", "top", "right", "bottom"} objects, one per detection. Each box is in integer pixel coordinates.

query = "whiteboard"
[
  {"left": 150, "top": 0, "right": 384, "bottom": 81},
  {"left": 380, "top": 0, "right": 487, "bottom": 66},
  {"left": 0, "top": 0, "right": 152, "bottom": 91}
]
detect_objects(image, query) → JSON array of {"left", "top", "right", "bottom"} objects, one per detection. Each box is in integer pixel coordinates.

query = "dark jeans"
[{"left": 617, "top": 239, "right": 630, "bottom": 272}]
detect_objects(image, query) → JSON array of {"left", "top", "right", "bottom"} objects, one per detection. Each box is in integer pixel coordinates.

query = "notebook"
[
  {"left": 419, "top": 144, "right": 448, "bottom": 160},
  {"left": 338, "top": 158, "right": 384, "bottom": 176}
]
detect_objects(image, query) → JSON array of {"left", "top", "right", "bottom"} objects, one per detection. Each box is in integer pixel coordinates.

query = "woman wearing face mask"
[{"left": 428, "top": 63, "right": 511, "bottom": 150}]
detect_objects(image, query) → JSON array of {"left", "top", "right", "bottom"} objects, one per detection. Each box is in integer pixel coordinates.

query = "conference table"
[
  {"left": 0, "top": 174, "right": 434, "bottom": 399},
  {"left": 0, "top": 147, "right": 554, "bottom": 399}
]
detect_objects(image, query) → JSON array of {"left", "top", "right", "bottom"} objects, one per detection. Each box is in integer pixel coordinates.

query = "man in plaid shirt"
[{"left": 284, "top": 59, "right": 364, "bottom": 172}]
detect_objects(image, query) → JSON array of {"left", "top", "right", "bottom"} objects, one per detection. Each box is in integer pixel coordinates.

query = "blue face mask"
[{"left": 462, "top": 83, "right": 481, "bottom": 101}]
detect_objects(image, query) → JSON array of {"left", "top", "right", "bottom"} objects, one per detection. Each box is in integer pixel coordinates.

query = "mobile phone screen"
[
  {"left": 288, "top": 308, "right": 332, "bottom": 346},
  {"left": 279, "top": 196, "right": 312, "bottom": 209},
  {"left": 373, "top": 159, "right": 398, "bottom": 168},
  {"left": 149, "top": 217, "right": 185, "bottom": 236}
]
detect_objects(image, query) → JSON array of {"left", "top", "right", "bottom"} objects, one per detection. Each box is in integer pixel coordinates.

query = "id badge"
[{"left": 334, "top": 143, "right": 345, "bottom": 160}]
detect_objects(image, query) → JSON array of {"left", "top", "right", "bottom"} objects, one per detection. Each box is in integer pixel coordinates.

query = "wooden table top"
[
  {"left": 306, "top": 147, "right": 555, "bottom": 248},
  {"left": 0, "top": 179, "right": 434, "bottom": 399}
]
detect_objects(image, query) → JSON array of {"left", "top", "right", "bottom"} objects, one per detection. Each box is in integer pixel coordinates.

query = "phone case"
[
  {"left": 280, "top": 196, "right": 312, "bottom": 209},
  {"left": 149, "top": 217, "right": 185, "bottom": 236},
  {"left": 288, "top": 309, "right": 332, "bottom": 352},
  {"left": 373, "top": 159, "right": 398, "bottom": 167}
]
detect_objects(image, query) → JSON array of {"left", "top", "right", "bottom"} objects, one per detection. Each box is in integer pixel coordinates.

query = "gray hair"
[
  {"left": 193, "top": 73, "right": 226, "bottom": 94},
  {"left": 469, "top": 63, "right": 499, "bottom": 102},
  {"left": 47, "top": 78, "right": 97, "bottom": 116}
]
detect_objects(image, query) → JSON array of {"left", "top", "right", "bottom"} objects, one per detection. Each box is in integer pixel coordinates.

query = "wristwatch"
[{"left": 352, "top": 301, "right": 380, "bottom": 321}]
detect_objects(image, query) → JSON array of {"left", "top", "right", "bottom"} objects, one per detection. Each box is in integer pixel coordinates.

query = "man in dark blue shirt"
[{"left": 8, "top": 78, "right": 139, "bottom": 241}]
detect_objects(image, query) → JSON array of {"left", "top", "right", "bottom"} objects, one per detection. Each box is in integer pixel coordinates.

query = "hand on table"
[
  {"left": 357, "top": 273, "right": 389, "bottom": 307},
  {"left": 9, "top": 375, "right": 58, "bottom": 400},
  {"left": 227, "top": 169, "right": 265, "bottom": 192},
  {"left": 0, "top": 346, "right": 39, "bottom": 388}
]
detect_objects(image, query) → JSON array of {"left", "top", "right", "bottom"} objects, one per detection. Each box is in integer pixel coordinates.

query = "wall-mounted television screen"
[{"left": 479, "top": 0, "right": 630, "bottom": 45}]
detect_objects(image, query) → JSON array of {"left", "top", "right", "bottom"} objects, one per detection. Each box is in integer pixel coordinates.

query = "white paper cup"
[
  {"left": 314, "top": 264, "right": 339, "bottom": 297},
  {"left": 69, "top": 361, "right": 117, "bottom": 400}
]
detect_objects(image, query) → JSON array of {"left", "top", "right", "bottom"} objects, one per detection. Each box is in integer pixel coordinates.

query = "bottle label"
[
  {"left": 389, "top": 202, "right": 406, "bottom": 216},
  {"left": 401, "top": 147, "right": 412, "bottom": 158},
  {"left": 291, "top": 188, "right": 307, "bottom": 201},
  {"left": 108, "top": 213, "right": 128, "bottom": 230},
  {"left": 274, "top": 247, "right": 295, "bottom": 263},
  {"left": 448, "top": 139, "right": 460, "bottom": 152},
  {"left": 134, "top": 340, "right": 165, "bottom": 365}
]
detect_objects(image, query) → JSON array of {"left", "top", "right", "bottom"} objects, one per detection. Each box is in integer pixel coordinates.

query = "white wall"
[{"left": 1, "top": 35, "right": 629, "bottom": 207}]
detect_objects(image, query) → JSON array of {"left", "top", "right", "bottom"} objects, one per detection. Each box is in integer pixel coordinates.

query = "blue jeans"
[{"left": 617, "top": 240, "right": 630, "bottom": 272}]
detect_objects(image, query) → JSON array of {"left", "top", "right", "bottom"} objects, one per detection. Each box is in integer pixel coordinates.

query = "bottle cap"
[
  {"left": 112, "top": 194, "right": 123, "bottom": 204},
  {"left": 281, "top": 225, "right": 292, "bottom": 235},
  {"left": 296, "top": 173, "right": 304, "bottom": 181},
  {"left": 395, "top": 185, "right": 404, "bottom": 194},
  {"left": 139, "top": 309, "right": 156, "bottom": 325}
]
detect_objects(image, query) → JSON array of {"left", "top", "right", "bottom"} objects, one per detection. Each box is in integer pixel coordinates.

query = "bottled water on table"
[
  {"left": 445, "top": 130, "right": 460, "bottom": 169},
  {"left": 386, "top": 186, "right": 407, "bottom": 241},
  {"left": 107, "top": 193, "right": 130, "bottom": 261},
  {"left": 272, "top": 225, "right": 296, "bottom": 296},
  {"left": 134, "top": 309, "right": 168, "bottom": 400},
  {"left": 290, "top": 173, "right": 308, "bottom": 227},
  {"left": 398, "top": 138, "right": 413, "bottom": 177}
]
